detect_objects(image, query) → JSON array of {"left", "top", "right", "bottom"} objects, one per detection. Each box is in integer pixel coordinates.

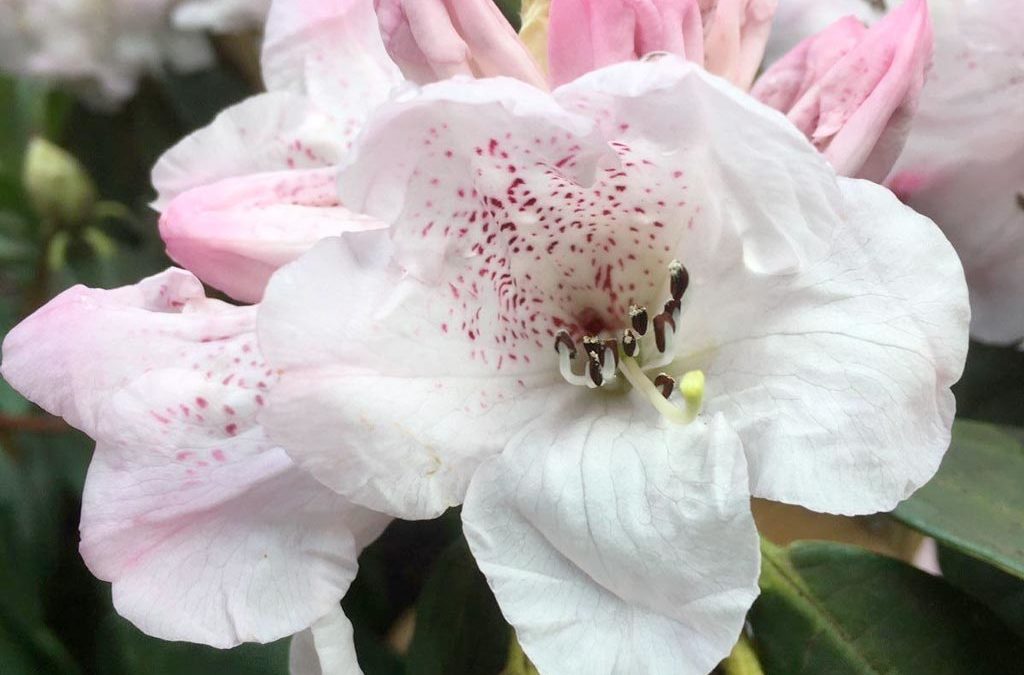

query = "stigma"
[{"left": 553, "top": 260, "right": 704, "bottom": 423}]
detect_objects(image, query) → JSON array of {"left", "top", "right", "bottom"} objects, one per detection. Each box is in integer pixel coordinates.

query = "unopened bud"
[{"left": 23, "top": 137, "right": 97, "bottom": 227}]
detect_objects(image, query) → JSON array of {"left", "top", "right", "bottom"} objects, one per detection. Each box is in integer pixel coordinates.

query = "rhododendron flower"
[
  {"left": 0, "top": 0, "right": 270, "bottom": 106},
  {"left": 151, "top": 0, "right": 405, "bottom": 302},
  {"left": 257, "top": 57, "right": 969, "bottom": 674},
  {"left": 544, "top": 0, "right": 931, "bottom": 180},
  {"left": 751, "top": 0, "right": 932, "bottom": 181},
  {"left": 159, "top": 0, "right": 929, "bottom": 305},
  {"left": 0, "top": 269, "right": 389, "bottom": 652},
  {"left": 888, "top": 0, "right": 1024, "bottom": 344},
  {"left": 154, "top": 0, "right": 545, "bottom": 302}
]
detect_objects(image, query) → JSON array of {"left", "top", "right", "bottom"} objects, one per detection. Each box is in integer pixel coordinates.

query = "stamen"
[
  {"left": 554, "top": 330, "right": 576, "bottom": 357},
  {"left": 587, "top": 351, "right": 604, "bottom": 387},
  {"left": 582, "top": 335, "right": 603, "bottom": 363},
  {"left": 645, "top": 311, "right": 679, "bottom": 370},
  {"left": 621, "top": 329, "right": 639, "bottom": 358},
  {"left": 652, "top": 313, "right": 672, "bottom": 352},
  {"left": 602, "top": 339, "right": 620, "bottom": 369},
  {"left": 654, "top": 373, "right": 675, "bottom": 399},
  {"left": 669, "top": 260, "right": 689, "bottom": 301},
  {"left": 555, "top": 331, "right": 590, "bottom": 387},
  {"left": 663, "top": 298, "right": 680, "bottom": 320},
  {"left": 600, "top": 339, "right": 620, "bottom": 382},
  {"left": 629, "top": 305, "right": 649, "bottom": 335}
]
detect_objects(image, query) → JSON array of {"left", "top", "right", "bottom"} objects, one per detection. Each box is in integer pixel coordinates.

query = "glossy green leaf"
[
  {"left": 494, "top": 0, "right": 522, "bottom": 30},
  {"left": 406, "top": 538, "right": 510, "bottom": 675},
  {"left": 952, "top": 342, "right": 1024, "bottom": 425},
  {"left": 95, "top": 614, "right": 288, "bottom": 675},
  {"left": 0, "top": 443, "right": 82, "bottom": 675},
  {"left": 751, "top": 540, "right": 1024, "bottom": 675},
  {"left": 939, "top": 545, "right": 1024, "bottom": 639},
  {"left": 892, "top": 420, "right": 1024, "bottom": 579}
]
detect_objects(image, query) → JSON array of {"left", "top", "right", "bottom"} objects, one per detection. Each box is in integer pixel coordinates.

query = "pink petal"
[
  {"left": 159, "top": 168, "right": 386, "bottom": 303},
  {"left": 752, "top": 0, "right": 933, "bottom": 180},
  {"left": 702, "top": 0, "right": 779, "bottom": 90},
  {"left": 548, "top": 0, "right": 705, "bottom": 87},
  {"left": 1, "top": 271, "right": 390, "bottom": 646},
  {"left": 375, "top": 0, "right": 546, "bottom": 87}
]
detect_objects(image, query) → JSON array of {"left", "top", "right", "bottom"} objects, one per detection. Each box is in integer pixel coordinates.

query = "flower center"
[{"left": 553, "top": 260, "right": 705, "bottom": 424}]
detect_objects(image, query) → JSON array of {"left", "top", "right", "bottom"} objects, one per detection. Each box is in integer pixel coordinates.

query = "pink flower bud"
[
  {"left": 751, "top": 0, "right": 932, "bottom": 180},
  {"left": 159, "top": 168, "right": 385, "bottom": 303},
  {"left": 374, "top": 0, "right": 546, "bottom": 87},
  {"left": 548, "top": 0, "right": 705, "bottom": 87}
]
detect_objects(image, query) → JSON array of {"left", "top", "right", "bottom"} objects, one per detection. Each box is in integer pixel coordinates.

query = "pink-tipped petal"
[
  {"left": 375, "top": 0, "right": 546, "bottom": 87},
  {"left": 0, "top": 271, "right": 390, "bottom": 648},
  {"left": 159, "top": 168, "right": 385, "bottom": 303},
  {"left": 151, "top": 93, "right": 346, "bottom": 210},
  {"left": 548, "top": 0, "right": 704, "bottom": 87},
  {"left": 702, "top": 0, "right": 779, "bottom": 90},
  {"left": 752, "top": 0, "right": 933, "bottom": 180}
]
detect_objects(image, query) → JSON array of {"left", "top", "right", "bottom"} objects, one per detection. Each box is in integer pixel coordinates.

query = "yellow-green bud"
[{"left": 22, "top": 137, "right": 97, "bottom": 228}]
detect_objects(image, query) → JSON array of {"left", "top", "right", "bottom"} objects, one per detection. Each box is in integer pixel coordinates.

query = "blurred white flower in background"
[
  {"left": 767, "top": 1, "right": 1024, "bottom": 344},
  {"left": 0, "top": 0, "right": 270, "bottom": 106}
]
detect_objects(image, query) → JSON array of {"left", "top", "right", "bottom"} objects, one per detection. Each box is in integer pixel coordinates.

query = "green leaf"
[
  {"left": 95, "top": 614, "right": 289, "bottom": 675},
  {"left": 494, "top": 0, "right": 522, "bottom": 30},
  {"left": 953, "top": 342, "right": 1024, "bottom": 425},
  {"left": 0, "top": 442, "right": 83, "bottom": 675},
  {"left": 0, "top": 77, "right": 72, "bottom": 179},
  {"left": 406, "top": 538, "right": 510, "bottom": 675},
  {"left": 891, "top": 420, "right": 1024, "bottom": 579},
  {"left": 938, "top": 545, "right": 1024, "bottom": 639},
  {"left": 751, "top": 540, "right": 1024, "bottom": 675}
]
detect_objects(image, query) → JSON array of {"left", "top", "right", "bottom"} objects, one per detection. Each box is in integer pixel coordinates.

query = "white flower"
[
  {"left": 0, "top": 269, "right": 389, "bottom": 648},
  {"left": 0, "top": 0, "right": 270, "bottom": 106},
  {"left": 888, "top": 0, "right": 1024, "bottom": 344},
  {"left": 257, "top": 57, "right": 969, "bottom": 674}
]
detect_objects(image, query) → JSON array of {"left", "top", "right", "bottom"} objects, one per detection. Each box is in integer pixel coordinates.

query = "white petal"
[
  {"left": 1, "top": 270, "right": 390, "bottom": 646},
  {"left": 463, "top": 408, "right": 759, "bottom": 675},
  {"left": 259, "top": 233, "right": 564, "bottom": 518},
  {"left": 683, "top": 179, "right": 969, "bottom": 515},
  {"left": 289, "top": 607, "right": 362, "bottom": 675},
  {"left": 83, "top": 442, "right": 387, "bottom": 647},
  {"left": 261, "top": 0, "right": 404, "bottom": 116},
  {"left": 152, "top": 93, "right": 345, "bottom": 210}
]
